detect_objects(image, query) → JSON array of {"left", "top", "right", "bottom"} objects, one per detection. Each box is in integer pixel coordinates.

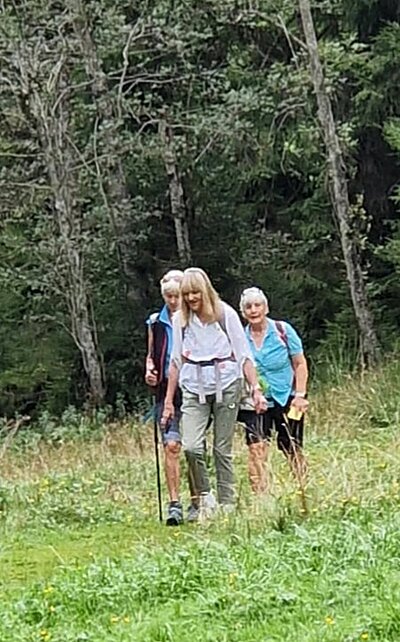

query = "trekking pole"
[{"left": 152, "top": 392, "right": 163, "bottom": 523}]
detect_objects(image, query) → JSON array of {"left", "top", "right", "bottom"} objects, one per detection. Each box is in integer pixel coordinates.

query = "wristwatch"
[{"left": 295, "top": 392, "right": 306, "bottom": 398}]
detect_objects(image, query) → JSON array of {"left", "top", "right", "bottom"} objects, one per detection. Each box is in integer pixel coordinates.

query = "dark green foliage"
[{"left": 0, "top": 0, "right": 399, "bottom": 415}]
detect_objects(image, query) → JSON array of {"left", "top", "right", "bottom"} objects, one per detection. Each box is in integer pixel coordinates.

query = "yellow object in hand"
[{"left": 287, "top": 406, "right": 303, "bottom": 421}]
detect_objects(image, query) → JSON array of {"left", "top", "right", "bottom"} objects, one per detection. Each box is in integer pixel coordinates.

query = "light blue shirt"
[
  {"left": 146, "top": 304, "right": 173, "bottom": 379},
  {"left": 245, "top": 319, "right": 303, "bottom": 407}
]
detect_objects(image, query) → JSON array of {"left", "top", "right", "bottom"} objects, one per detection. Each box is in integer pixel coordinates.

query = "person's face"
[
  {"left": 243, "top": 299, "right": 267, "bottom": 325},
  {"left": 163, "top": 291, "right": 180, "bottom": 313},
  {"left": 183, "top": 289, "right": 203, "bottom": 313}
]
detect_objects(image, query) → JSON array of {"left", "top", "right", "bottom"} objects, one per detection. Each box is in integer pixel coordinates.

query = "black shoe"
[{"left": 166, "top": 501, "right": 183, "bottom": 526}]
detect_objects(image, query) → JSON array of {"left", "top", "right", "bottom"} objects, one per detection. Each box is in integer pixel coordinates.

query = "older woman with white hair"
[
  {"left": 145, "top": 269, "right": 185, "bottom": 526},
  {"left": 238, "top": 287, "right": 309, "bottom": 494},
  {"left": 162, "top": 268, "right": 266, "bottom": 520}
]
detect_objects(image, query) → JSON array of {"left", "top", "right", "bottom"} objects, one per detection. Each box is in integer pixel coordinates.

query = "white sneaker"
[
  {"left": 199, "top": 491, "right": 217, "bottom": 522},
  {"left": 219, "top": 503, "right": 235, "bottom": 516}
]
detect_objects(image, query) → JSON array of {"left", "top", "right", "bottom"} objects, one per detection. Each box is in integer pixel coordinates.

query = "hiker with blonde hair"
[
  {"left": 238, "top": 287, "right": 309, "bottom": 494},
  {"left": 161, "top": 268, "right": 266, "bottom": 520},
  {"left": 145, "top": 269, "right": 186, "bottom": 526}
]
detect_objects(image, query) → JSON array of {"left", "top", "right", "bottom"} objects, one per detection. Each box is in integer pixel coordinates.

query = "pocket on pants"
[{"left": 219, "top": 379, "right": 241, "bottom": 408}]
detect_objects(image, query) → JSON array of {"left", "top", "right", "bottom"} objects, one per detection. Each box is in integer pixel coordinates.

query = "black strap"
[{"left": 182, "top": 355, "right": 236, "bottom": 367}]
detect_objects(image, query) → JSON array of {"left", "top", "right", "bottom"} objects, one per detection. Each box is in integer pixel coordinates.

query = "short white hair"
[
  {"left": 160, "top": 269, "right": 184, "bottom": 295},
  {"left": 239, "top": 287, "right": 268, "bottom": 316}
]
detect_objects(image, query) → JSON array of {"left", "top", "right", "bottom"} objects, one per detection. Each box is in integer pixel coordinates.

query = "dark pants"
[{"left": 237, "top": 397, "right": 304, "bottom": 454}]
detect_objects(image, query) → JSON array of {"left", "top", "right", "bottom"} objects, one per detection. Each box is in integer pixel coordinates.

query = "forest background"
[{"left": 1, "top": 0, "right": 400, "bottom": 418}]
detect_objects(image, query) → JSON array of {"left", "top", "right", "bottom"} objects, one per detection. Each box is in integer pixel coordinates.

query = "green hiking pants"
[{"left": 181, "top": 379, "right": 241, "bottom": 505}]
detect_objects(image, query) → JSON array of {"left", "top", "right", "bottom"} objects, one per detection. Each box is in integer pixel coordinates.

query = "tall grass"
[{"left": 1, "top": 355, "right": 400, "bottom": 641}]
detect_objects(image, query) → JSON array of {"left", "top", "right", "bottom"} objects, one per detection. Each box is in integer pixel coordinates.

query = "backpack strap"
[
  {"left": 275, "top": 320, "right": 297, "bottom": 391},
  {"left": 275, "top": 320, "right": 289, "bottom": 350},
  {"left": 218, "top": 305, "right": 228, "bottom": 336},
  {"left": 182, "top": 305, "right": 228, "bottom": 340}
]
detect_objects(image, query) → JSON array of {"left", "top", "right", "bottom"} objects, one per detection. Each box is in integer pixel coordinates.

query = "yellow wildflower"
[
  {"left": 43, "top": 586, "right": 54, "bottom": 595},
  {"left": 325, "top": 616, "right": 334, "bottom": 625}
]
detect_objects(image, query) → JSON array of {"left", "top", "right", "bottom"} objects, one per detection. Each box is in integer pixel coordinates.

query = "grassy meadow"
[{"left": 1, "top": 359, "right": 400, "bottom": 641}]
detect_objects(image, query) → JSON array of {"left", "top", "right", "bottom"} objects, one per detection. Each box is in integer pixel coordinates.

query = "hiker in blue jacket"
[
  {"left": 237, "top": 287, "right": 309, "bottom": 494},
  {"left": 145, "top": 270, "right": 185, "bottom": 525}
]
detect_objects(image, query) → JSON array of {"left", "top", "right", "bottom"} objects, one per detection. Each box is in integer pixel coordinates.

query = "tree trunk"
[
  {"left": 69, "top": 0, "right": 144, "bottom": 305},
  {"left": 298, "top": 0, "right": 380, "bottom": 366},
  {"left": 159, "top": 119, "right": 192, "bottom": 266},
  {"left": 18, "top": 50, "right": 105, "bottom": 404}
]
